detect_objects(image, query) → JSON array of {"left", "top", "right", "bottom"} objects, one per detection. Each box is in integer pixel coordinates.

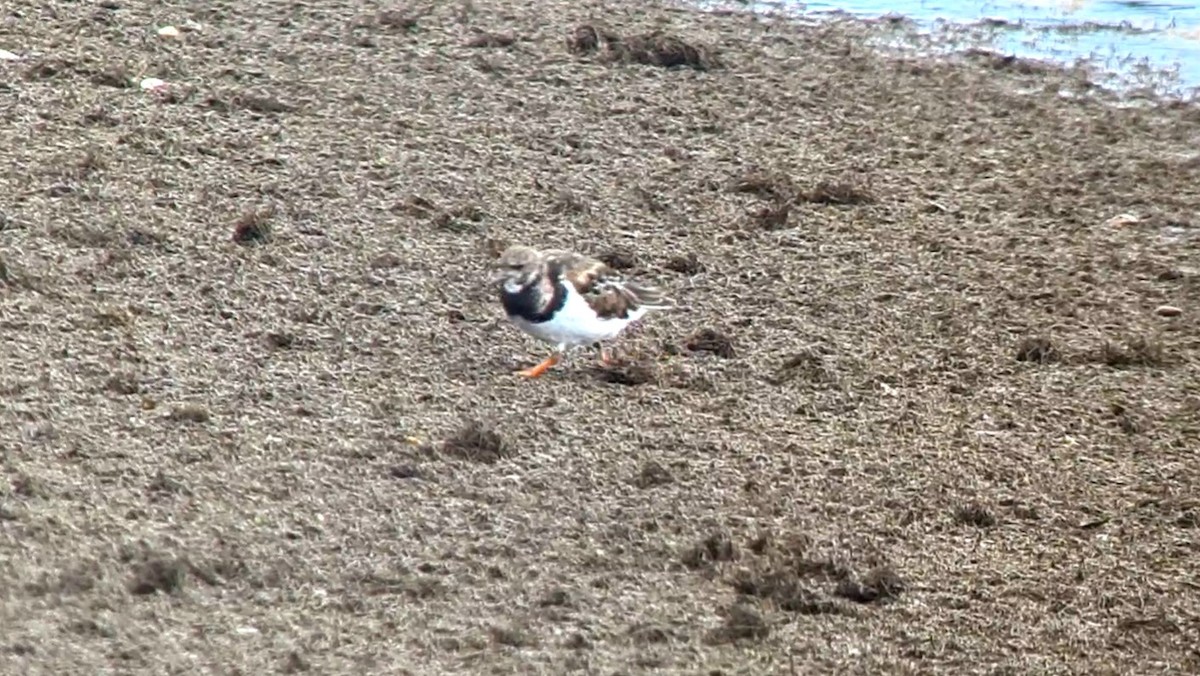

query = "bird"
[{"left": 491, "top": 244, "right": 672, "bottom": 378}]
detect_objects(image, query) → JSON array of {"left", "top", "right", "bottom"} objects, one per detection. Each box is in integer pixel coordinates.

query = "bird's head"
[{"left": 491, "top": 245, "right": 545, "bottom": 290}]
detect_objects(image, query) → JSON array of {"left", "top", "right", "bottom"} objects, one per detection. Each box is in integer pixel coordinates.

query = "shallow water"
[{"left": 715, "top": 0, "right": 1200, "bottom": 97}]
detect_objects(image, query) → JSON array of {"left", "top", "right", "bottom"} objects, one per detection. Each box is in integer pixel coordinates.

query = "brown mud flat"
[{"left": 1, "top": 0, "right": 1198, "bottom": 673}]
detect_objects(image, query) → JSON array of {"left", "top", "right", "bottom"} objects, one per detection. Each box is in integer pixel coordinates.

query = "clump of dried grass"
[
  {"left": 699, "top": 530, "right": 906, "bottom": 618},
  {"left": 633, "top": 460, "right": 673, "bottom": 488},
  {"left": 128, "top": 555, "right": 188, "bottom": 595},
  {"left": 705, "top": 602, "right": 770, "bottom": 644},
  {"left": 566, "top": 23, "right": 621, "bottom": 55},
  {"left": 681, "top": 532, "right": 739, "bottom": 569},
  {"left": 598, "top": 248, "right": 638, "bottom": 270},
  {"left": 567, "top": 24, "right": 718, "bottom": 70},
  {"left": 465, "top": 30, "right": 517, "bottom": 48},
  {"left": 591, "top": 359, "right": 658, "bottom": 386},
  {"left": 964, "top": 48, "right": 1057, "bottom": 75},
  {"left": 439, "top": 420, "right": 512, "bottom": 463},
  {"left": 749, "top": 199, "right": 791, "bottom": 230},
  {"left": 1015, "top": 336, "right": 1060, "bottom": 363},
  {"left": 232, "top": 206, "right": 274, "bottom": 244},
  {"left": 1095, "top": 336, "right": 1168, "bottom": 368},
  {"left": 377, "top": 7, "right": 421, "bottom": 31},
  {"left": 729, "top": 168, "right": 795, "bottom": 199},
  {"left": 685, "top": 328, "right": 736, "bottom": 359},
  {"left": 664, "top": 252, "right": 705, "bottom": 274},
  {"left": 954, "top": 501, "right": 997, "bottom": 528},
  {"left": 799, "top": 177, "right": 875, "bottom": 205}
]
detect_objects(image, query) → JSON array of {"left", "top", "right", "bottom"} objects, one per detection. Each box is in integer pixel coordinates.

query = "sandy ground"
[{"left": 1, "top": 0, "right": 1198, "bottom": 673}]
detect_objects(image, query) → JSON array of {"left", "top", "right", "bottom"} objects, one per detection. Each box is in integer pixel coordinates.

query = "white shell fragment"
[
  {"left": 1105, "top": 213, "right": 1141, "bottom": 227},
  {"left": 0, "top": 49, "right": 20, "bottom": 61},
  {"left": 1154, "top": 305, "right": 1182, "bottom": 318},
  {"left": 157, "top": 25, "right": 181, "bottom": 38},
  {"left": 139, "top": 77, "right": 168, "bottom": 91}
]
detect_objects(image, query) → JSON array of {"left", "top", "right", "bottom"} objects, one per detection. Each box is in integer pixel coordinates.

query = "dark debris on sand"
[
  {"left": 437, "top": 420, "right": 512, "bottom": 463},
  {"left": 568, "top": 24, "right": 719, "bottom": 69}
]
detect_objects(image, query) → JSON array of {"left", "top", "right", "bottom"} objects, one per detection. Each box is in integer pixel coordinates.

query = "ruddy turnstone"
[{"left": 492, "top": 245, "right": 672, "bottom": 378}]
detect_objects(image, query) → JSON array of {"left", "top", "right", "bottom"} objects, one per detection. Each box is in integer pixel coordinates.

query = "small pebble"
[
  {"left": 1154, "top": 305, "right": 1182, "bottom": 318},
  {"left": 1105, "top": 213, "right": 1141, "bottom": 227},
  {"left": 139, "top": 77, "right": 167, "bottom": 91},
  {"left": 157, "top": 25, "right": 181, "bottom": 38}
]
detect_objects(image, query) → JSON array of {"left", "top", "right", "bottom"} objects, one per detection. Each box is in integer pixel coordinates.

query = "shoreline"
[{"left": 692, "top": 0, "right": 1200, "bottom": 101}]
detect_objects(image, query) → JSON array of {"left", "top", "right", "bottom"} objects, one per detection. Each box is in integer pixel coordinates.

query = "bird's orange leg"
[
  {"left": 517, "top": 352, "right": 561, "bottom": 378},
  {"left": 597, "top": 344, "right": 616, "bottom": 366}
]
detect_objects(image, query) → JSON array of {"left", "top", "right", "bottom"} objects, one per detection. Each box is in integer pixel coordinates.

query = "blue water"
[{"left": 706, "top": 0, "right": 1200, "bottom": 97}]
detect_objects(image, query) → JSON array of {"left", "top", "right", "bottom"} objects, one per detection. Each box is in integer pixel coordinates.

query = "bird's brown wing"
[{"left": 545, "top": 250, "right": 666, "bottom": 320}]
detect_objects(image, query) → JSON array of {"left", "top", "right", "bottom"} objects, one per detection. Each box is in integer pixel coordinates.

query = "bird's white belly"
[{"left": 513, "top": 286, "right": 646, "bottom": 347}]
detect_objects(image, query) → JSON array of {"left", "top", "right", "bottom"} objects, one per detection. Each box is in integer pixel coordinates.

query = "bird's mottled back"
[{"left": 544, "top": 249, "right": 671, "bottom": 320}]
